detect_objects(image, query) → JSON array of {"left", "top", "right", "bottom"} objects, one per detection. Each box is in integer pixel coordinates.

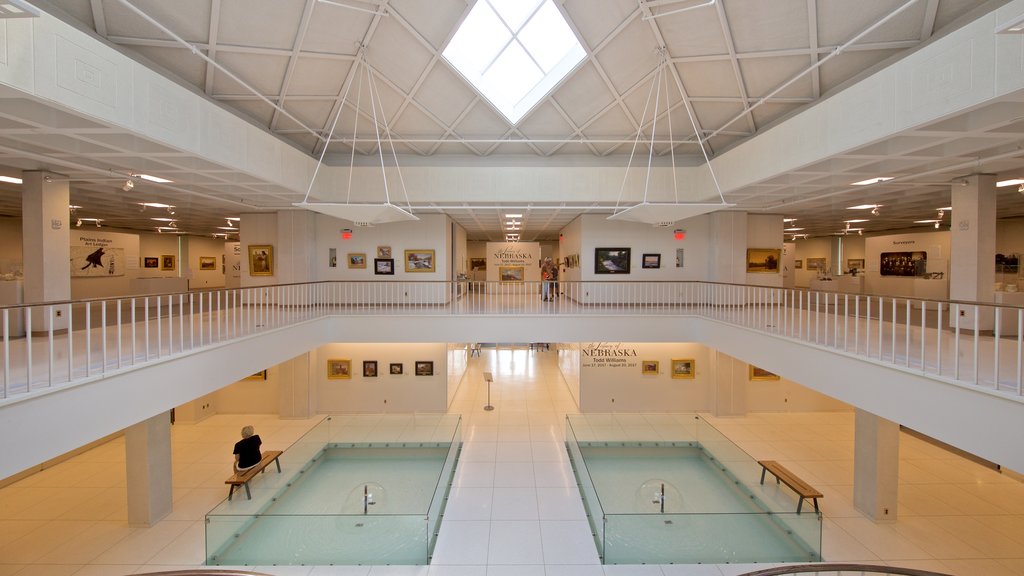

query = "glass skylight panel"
[{"left": 443, "top": 0, "right": 585, "bottom": 125}]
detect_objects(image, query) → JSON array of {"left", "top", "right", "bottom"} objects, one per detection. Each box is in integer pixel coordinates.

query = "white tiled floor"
[{"left": 0, "top": 346, "right": 1022, "bottom": 575}]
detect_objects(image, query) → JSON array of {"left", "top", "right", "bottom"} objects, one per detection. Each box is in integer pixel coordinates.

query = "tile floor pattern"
[{"left": 0, "top": 346, "right": 1022, "bottom": 576}]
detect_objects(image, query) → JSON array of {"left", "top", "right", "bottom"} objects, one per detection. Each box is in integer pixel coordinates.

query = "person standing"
[{"left": 541, "top": 257, "right": 555, "bottom": 301}]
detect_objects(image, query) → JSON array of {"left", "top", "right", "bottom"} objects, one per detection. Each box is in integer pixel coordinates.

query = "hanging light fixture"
[
  {"left": 608, "top": 49, "right": 733, "bottom": 225},
  {"left": 293, "top": 53, "right": 418, "bottom": 226}
]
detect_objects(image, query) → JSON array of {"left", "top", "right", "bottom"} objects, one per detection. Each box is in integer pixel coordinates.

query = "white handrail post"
[
  {"left": 130, "top": 298, "right": 136, "bottom": 365},
  {"left": 117, "top": 299, "right": 123, "bottom": 368},
  {"left": 973, "top": 304, "right": 980, "bottom": 386},
  {"left": 144, "top": 298, "right": 150, "bottom": 361},
  {"left": 2, "top": 309, "right": 8, "bottom": 397},
  {"left": 101, "top": 301, "right": 107, "bottom": 373},
  {"left": 47, "top": 306, "right": 54, "bottom": 386},
  {"left": 156, "top": 297, "right": 161, "bottom": 358},
  {"left": 84, "top": 302, "right": 90, "bottom": 378}
]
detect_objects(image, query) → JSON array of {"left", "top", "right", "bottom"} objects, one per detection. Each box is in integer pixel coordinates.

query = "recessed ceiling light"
[
  {"left": 151, "top": 217, "right": 175, "bottom": 222},
  {"left": 937, "top": 206, "right": 952, "bottom": 211},
  {"left": 783, "top": 218, "right": 797, "bottom": 222},
  {"left": 784, "top": 227, "right": 804, "bottom": 231},
  {"left": 139, "top": 202, "right": 174, "bottom": 209},
  {"left": 847, "top": 204, "right": 881, "bottom": 210},
  {"left": 851, "top": 177, "right": 893, "bottom": 186},
  {"left": 0, "top": 175, "right": 22, "bottom": 184},
  {"left": 218, "top": 226, "right": 238, "bottom": 231},
  {"left": 504, "top": 213, "right": 523, "bottom": 218},
  {"left": 68, "top": 204, "right": 82, "bottom": 209},
  {"left": 134, "top": 173, "right": 173, "bottom": 183},
  {"left": 914, "top": 219, "right": 940, "bottom": 223},
  {"left": 845, "top": 219, "right": 869, "bottom": 223},
  {"left": 997, "top": 179, "right": 1024, "bottom": 187}
]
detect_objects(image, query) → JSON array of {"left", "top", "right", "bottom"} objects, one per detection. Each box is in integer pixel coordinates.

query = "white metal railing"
[{"left": 1, "top": 280, "right": 1022, "bottom": 402}]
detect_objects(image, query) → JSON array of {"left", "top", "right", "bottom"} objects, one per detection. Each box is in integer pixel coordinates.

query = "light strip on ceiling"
[
  {"left": 135, "top": 173, "right": 174, "bottom": 183},
  {"left": 996, "top": 178, "right": 1024, "bottom": 187},
  {"left": 851, "top": 177, "right": 894, "bottom": 186},
  {"left": 0, "top": 0, "right": 41, "bottom": 18},
  {"left": 0, "top": 176, "right": 22, "bottom": 184}
]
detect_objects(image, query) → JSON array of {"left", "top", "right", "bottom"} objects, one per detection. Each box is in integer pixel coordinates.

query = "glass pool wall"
[
  {"left": 205, "top": 414, "right": 462, "bottom": 565},
  {"left": 565, "top": 414, "right": 821, "bottom": 564}
]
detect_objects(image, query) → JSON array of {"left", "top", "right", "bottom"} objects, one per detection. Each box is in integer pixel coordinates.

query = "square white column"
[
  {"left": 853, "top": 408, "right": 899, "bottom": 522},
  {"left": 125, "top": 411, "right": 173, "bottom": 527}
]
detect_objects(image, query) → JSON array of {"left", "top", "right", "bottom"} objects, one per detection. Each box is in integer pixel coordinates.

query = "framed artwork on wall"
[
  {"left": 749, "top": 365, "right": 780, "bottom": 380},
  {"left": 847, "top": 258, "right": 865, "bottom": 271},
  {"left": 595, "top": 247, "right": 630, "bottom": 274},
  {"left": 143, "top": 257, "right": 159, "bottom": 268},
  {"left": 746, "top": 248, "right": 781, "bottom": 273},
  {"left": 880, "top": 251, "right": 926, "bottom": 277},
  {"left": 244, "top": 370, "right": 267, "bottom": 380},
  {"left": 199, "top": 256, "right": 217, "bottom": 270},
  {"left": 161, "top": 254, "right": 176, "bottom": 271},
  {"left": 363, "top": 360, "right": 378, "bottom": 377},
  {"left": 415, "top": 361, "right": 434, "bottom": 376},
  {"left": 348, "top": 253, "right": 367, "bottom": 269},
  {"left": 676, "top": 248, "right": 684, "bottom": 268},
  {"left": 641, "top": 360, "right": 659, "bottom": 375},
  {"left": 327, "top": 358, "right": 351, "bottom": 379},
  {"left": 248, "top": 245, "right": 273, "bottom": 276},
  {"left": 377, "top": 246, "right": 392, "bottom": 258},
  {"left": 805, "top": 257, "right": 826, "bottom": 271},
  {"left": 499, "top": 265, "right": 524, "bottom": 283},
  {"left": 470, "top": 258, "right": 487, "bottom": 271},
  {"left": 329, "top": 248, "right": 337, "bottom": 268},
  {"left": 375, "top": 258, "right": 394, "bottom": 275},
  {"left": 642, "top": 253, "right": 661, "bottom": 269},
  {"left": 794, "top": 259, "right": 803, "bottom": 269},
  {"left": 671, "top": 358, "right": 695, "bottom": 379},
  {"left": 405, "top": 249, "right": 435, "bottom": 272},
  {"left": 390, "top": 363, "right": 403, "bottom": 375}
]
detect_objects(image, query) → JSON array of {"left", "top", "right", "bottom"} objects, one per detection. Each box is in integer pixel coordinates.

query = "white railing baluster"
[
  {"left": 973, "top": 305, "right": 980, "bottom": 387},
  {"left": 130, "top": 299, "right": 136, "bottom": 366},
  {"left": 905, "top": 299, "right": 910, "bottom": 367},
  {"left": 1018, "top": 309, "right": 1023, "bottom": 395},
  {"left": 954, "top": 304, "right": 961, "bottom": 380},
  {"left": 2, "top": 309, "right": 8, "bottom": 397},
  {"left": 83, "top": 302, "right": 89, "bottom": 378},
  {"left": 866, "top": 297, "right": 871, "bottom": 357},
  {"left": 47, "top": 306, "right": 54, "bottom": 387},
  {"left": 891, "top": 298, "right": 896, "bottom": 363},
  {"left": 994, "top": 307, "right": 1001, "bottom": 389},
  {"left": 936, "top": 303, "right": 943, "bottom": 376},
  {"left": 156, "top": 297, "right": 161, "bottom": 359},
  {"left": 179, "top": 294, "right": 185, "bottom": 352},
  {"left": 919, "top": 300, "right": 926, "bottom": 371},
  {"left": 67, "top": 303, "right": 73, "bottom": 381},
  {"left": 144, "top": 298, "right": 150, "bottom": 362},
  {"left": 117, "top": 300, "right": 123, "bottom": 368},
  {"left": 101, "top": 301, "right": 107, "bottom": 373},
  {"left": 877, "top": 297, "right": 883, "bottom": 361}
]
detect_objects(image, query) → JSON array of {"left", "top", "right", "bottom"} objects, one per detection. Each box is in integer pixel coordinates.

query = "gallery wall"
[{"left": 313, "top": 342, "right": 449, "bottom": 413}]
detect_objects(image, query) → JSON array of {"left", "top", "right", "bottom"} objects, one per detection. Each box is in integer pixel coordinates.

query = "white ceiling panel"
[
  {"left": 724, "top": 0, "right": 809, "bottom": 53},
  {"left": 390, "top": 0, "right": 465, "bottom": 50},
  {"left": 551, "top": 63, "right": 617, "bottom": 128},
  {"left": 562, "top": 0, "right": 637, "bottom": 51},
  {"left": 415, "top": 65, "right": 478, "bottom": 127},
  {"left": 656, "top": 5, "right": 728, "bottom": 57},
  {"left": 213, "top": 52, "right": 289, "bottom": 97},
  {"left": 365, "top": 17, "right": 435, "bottom": 94},
  {"left": 737, "top": 55, "right": 814, "bottom": 98},
  {"left": 100, "top": 0, "right": 211, "bottom": 42},
  {"left": 518, "top": 102, "right": 577, "bottom": 139},
  {"left": 288, "top": 58, "right": 353, "bottom": 97},
  {"left": 131, "top": 45, "right": 209, "bottom": 89},
  {"left": 674, "top": 60, "right": 742, "bottom": 98},
  {"left": 302, "top": 4, "right": 374, "bottom": 53},
  {"left": 593, "top": 18, "right": 662, "bottom": 94},
  {"left": 217, "top": 0, "right": 306, "bottom": 50}
]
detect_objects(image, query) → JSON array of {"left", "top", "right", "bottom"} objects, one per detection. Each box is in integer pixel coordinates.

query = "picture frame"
[
  {"left": 244, "top": 370, "right": 267, "bottom": 380},
  {"left": 642, "top": 360, "right": 659, "bottom": 375},
  {"left": 390, "top": 363, "right": 403, "bottom": 375},
  {"left": 248, "top": 245, "right": 273, "bottom": 276},
  {"left": 595, "top": 247, "right": 630, "bottom": 274},
  {"left": 143, "top": 257, "right": 159, "bottom": 269},
  {"left": 363, "top": 360, "right": 378, "bottom": 378},
  {"left": 199, "top": 256, "right": 217, "bottom": 271},
  {"left": 470, "top": 257, "right": 487, "bottom": 271},
  {"left": 405, "top": 249, "right": 435, "bottom": 272},
  {"left": 161, "top": 254, "right": 176, "bottom": 271},
  {"left": 642, "top": 253, "right": 661, "bottom": 269},
  {"left": 794, "top": 259, "right": 803, "bottom": 269},
  {"left": 377, "top": 246, "right": 392, "bottom": 258},
  {"left": 329, "top": 248, "right": 337, "bottom": 268},
  {"left": 415, "top": 360, "right": 433, "bottom": 376},
  {"left": 750, "top": 365, "right": 781, "bottom": 381},
  {"left": 806, "top": 257, "right": 826, "bottom": 271},
  {"left": 746, "top": 248, "right": 782, "bottom": 273},
  {"left": 671, "top": 358, "right": 695, "bottom": 379},
  {"left": 676, "top": 248, "right": 685, "bottom": 268},
  {"left": 880, "top": 252, "right": 927, "bottom": 277},
  {"left": 348, "top": 253, "right": 367, "bottom": 269},
  {"left": 375, "top": 258, "right": 395, "bottom": 275},
  {"left": 327, "top": 358, "right": 351, "bottom": 379},
  {"left": 847, "top": 258, "right": 865, "bottom": 271},
  {"left": 499, "top": 265, "right": 524, "bottom": 283}
]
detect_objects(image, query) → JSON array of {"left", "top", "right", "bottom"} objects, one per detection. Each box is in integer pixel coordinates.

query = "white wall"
[
  {"left": 864, "top": 231, "right": 950, "bottom": 298},
  {"left": 70, "top": 229, "right": 140, "bottom": 299},
  {"left": 745, "top": 214, "right": 784, "bottom": 287},
  {"left": 187, "top": 236, "right": 227, "bottom": 289},
  {"left": 213, "top": 367, "right": 281, "bottom": 414},
  {"left": 239, "top": 213, "right": 277, "bottom": 287},
  {"left": 792, "top": 237, "right": 832, "bottom": 286},
  {"left": 137, "top": 233, "right": 180, "bottom": 279},
  {"left": 313, "top": 342, "right": 448, "bottom": 413},
  {"left": 313, "top": 213, "right": 450, "bottom": 282},
  {"left": 447, "top": 343, "right": 469, "bottom": 408},
  {"left": 0, "top": 219, "right": 23, "bottom": 275},
  {"left": 578, "top": 342, "right": 711, "bottom": 412}
]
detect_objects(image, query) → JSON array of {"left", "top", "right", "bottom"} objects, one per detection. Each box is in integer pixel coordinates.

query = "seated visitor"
[{"left": 232, "top": 425, "right": 263, "bottom": 472}]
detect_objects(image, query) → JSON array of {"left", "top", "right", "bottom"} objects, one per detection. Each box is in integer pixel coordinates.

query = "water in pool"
[
  {"left": 209, "top": 446, "right": 450, "bottom": 565},
  {"left": 577, "top": 444, "right": 819, "bottom": 564}
]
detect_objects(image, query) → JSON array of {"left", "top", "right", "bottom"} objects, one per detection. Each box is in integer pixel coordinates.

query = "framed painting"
[
  {"left": 143, "top": 257, "right": 159, "bottom": 269},
  {"left": 746, "top": 248, "right": 781, "bottom": 273},
  {"left": 470, "top": 257, "right": 487, "bottom": 271},
  {"left": 377, "top": 246, "right": 392, "bottom": 258},
  {"left": 348, "top": 253, "right": 367, "bottom": 269},
  {"left": 405, "top": 249, "right": 435, "bottom": 272},
  {"left": 642, "top": 253, "right": 661, "bottom": 269},
  {"left": 750, "top": 365, "right": 780, "bottom": 381},
  {"left": 595, "top": 247, "right": 630, "bottom": 274},
  {"left": 248, "top": 245, "right": 273, "bottom": 276},
  {"left": 161, "top": 254, "right": 176, "bottom": 271},
  {"left": 641, "top": 360, "right": 659, "bottom": 375},
  {"left": 244, "top": 370, "right": 267, "bottom": 380},
  {"left": 415, "top": 360, "right": 433, "bottom": 376},
  {"left": 671, "top": 358, "right": 695, "bottom": 379},
  {"left": 794, "top": 259, "right": 803, "bottom": 269},
  {"left": 499, "top": 265, "right": 524, "bottom": 283},
  {"left": 676, "top": 248, "right": 685, "bottom": 268},
  {"left": 199, "top": 256, "right": 217, "bottom": 271},
  {"left": 363, "top": 360, "right": 378, "bottom": 378},
  {"left": 375, "top": 258, "right": 394, "bottom": 275},
  {"left": 390, "top": 363, "right": 403, "bottom": 375},
  {"left": 847, "top": 258, "right": 865, "bottom": 271},
  {"left": 327, "top": 358, "right": 351, "bottom": 379},
  {"left": 329, "top": 248, "right": 337, "bottom": 268},
  {"left": 880, "top": 251, "right": 927, "bottom": 277}
]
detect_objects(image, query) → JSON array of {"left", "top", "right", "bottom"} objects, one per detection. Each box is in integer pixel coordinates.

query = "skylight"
[{"left": 443, "top": 0, "right": 586, "bottom": 125}]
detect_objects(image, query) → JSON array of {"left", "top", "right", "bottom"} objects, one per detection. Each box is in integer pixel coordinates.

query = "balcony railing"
[{"left": 1, "top": 280, "right": 1022, "bottom": 402}]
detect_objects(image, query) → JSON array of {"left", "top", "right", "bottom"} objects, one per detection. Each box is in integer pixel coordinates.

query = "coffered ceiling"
[{"left": 1, "top": 0, "right": 1023, "bottom": 241}]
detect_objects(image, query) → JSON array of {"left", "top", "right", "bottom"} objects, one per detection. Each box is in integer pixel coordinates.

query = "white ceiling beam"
[
  {"left": 89, "top": 0, "right": 107, "bottom": 37},
  {"left": 921, "top": 0, "right": 940, "bottom": 39},
  {"left": 269, "top": 0, "right": 318, "bottom": 133},
  {"left": 807, "top": 0, "right": 821, "bottom": 99},
  {"left": 204, "top": 0, "right": 221, "bottom": 95},
  {"left": 105, "top": 35, "right": 358, "bottom": 62},
  {"left": 670, "top": 40, "right": 919, "bottom": 63},
  {"left": 712, "top": 0, "right": 757, "bottom": 136}
]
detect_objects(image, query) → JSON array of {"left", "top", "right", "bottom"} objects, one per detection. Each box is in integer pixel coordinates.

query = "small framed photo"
[
  {"left": 499, "top": 265, "right": 524, "bottom": 283},
  {"left": 244, "top": 370, "right": 267, "bottom": 380},
  {"left": 415, "top": 361, "right": 434, "bottom": 376},
  {"left": 641, "top": 360, "right": 659, "bottom": 375},
  {"left": 248, "top": 245, "right": 273, "bottom": 276},
  {"left": 795, "top": 259, "right": 803, "bottom": 269},
  {"left": 470, "top": 257, "right": 487, "bottom": 271},
  {"left": 390, "top": 363, "right": 403, "bottom": 375},
  {"left": 595, "top": 247, "right": 630, "bottom": 274},
  {"left": 746, "top": 248, "right": 781, "bottom": 273},
  {"left": 806, "top": 257, "right": 826, "bottom": 271},
  {"left": 377, "top": 246, "right": 392, "bottom": 258},
  {"left": 199, "top": 256, "right": 217, "bottom": 271},
  {"left": 676, "top": 248, "right": 685, "bottom": 268},
  {"left": 405, "top": 249, "right": 435, "bottom": 272},
  {"left": 671, "top": 358, "right": 695, "bottom": 379},
  {"left": 161, "top": 254, "right": 176, "bottom": 271},
  {"left": 327, "top": 358, "right": 351, "bottom": 379},
  {"left": 348, "top": 253, "right": 367, "bottom": 269},
  {"left": 363, "top": 360, "right": 378, "bottom": 377},
  {"left": 847, "top": 258, "right": 865, "bottom": 271},
  {"left": 375, "top": 258, "right": 395, "bottom": 275},
  {"left": 143, "top": 257, "right": 159, "bottom": 269},
  {"left": 750, "top": 365, "right": 780, "bottom": 381},
  {"left": 642, "top": 254, "right": 661, "bottom": 269},
  {"left": 329, "top": 248, "right": 337, "bottom": 268}
]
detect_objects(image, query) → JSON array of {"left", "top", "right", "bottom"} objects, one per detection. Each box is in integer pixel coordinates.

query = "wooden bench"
[
  {"left": 225, "top": 450, "right": 282, "bottom": 501},
  {"left": 758, "top": 460, "right": 823, "bottom": 514}
]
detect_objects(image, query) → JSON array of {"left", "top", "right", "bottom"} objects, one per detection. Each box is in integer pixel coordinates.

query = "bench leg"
[
  {"left": 797, "top": 498, "right": 804, "bottom": 514},
  {"left": 244, "top": 482, "right": 251, "bottom": 500},
  {"left": 760, "top": 467, "right": 767, "bottom": 484},
  {"left": 274, "top": 457, "right": 281, "bottom": 473},
  {"left": 813, "top": 498, "right": 819, "bottom": 513},
  {"left": 228, "top": 484, "right": 235, "bottom": 501}
]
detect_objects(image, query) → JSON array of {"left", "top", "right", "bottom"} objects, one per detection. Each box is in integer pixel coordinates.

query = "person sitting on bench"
[{"left": 232, "top": 425, "right": 262, "bottom": 472}]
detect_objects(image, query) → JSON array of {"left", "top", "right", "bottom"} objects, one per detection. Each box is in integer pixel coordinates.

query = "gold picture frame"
[
  {"left": 746, "top": 248, "right": 781, "bottom": 273},
  {"left": 499, "top": 265, "right": 524, "bottom": 283},
  {"left": 160, "top": 254, "right": 176, "bottom": 271},
  {"left": 248, "top": 245, "right": 274, "bottom": 276},
  {"left": 671, "top": 358, "right": 695, "bottom": 379},
  {"left": 405, "top": 249, "right": 435, "bottom": 272},
  {"left": 327, "top": 358, "right": 351, "bottom": 379},
  {"left": 244, "top": 370, "right": 267, "bottom": 380},
  {"left": 642, "top": 360, "right": 659, "bottom": 375},
  {"left": 348, "top": 253, "right": 367, "bottom": 269},
  {"left": 199, "top": 256, "right": 217, "bottom": 271},
  {"left": 749, "top": 365, "right": 780, "bottom": 380}
]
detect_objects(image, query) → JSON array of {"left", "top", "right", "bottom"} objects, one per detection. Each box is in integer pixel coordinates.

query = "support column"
[
  {"left": 278, "top": 352, "right": 313, "bottom": 418},
  {"left": 125, "top": 411, "right": 173, "bottom": 527},
  {"left": 853, "top": 408, "right": 899, "bottom": 522},
  {"left": 276, "top": 211, "right": 318, "bottom": 284},
  {"left": 707, "top": 212, "right": 748, "bottom": 284},
  {"left": 710, "top": 350, "right": 747, "bottom": 417},
  {"left": 950, "top": 174, "right": 996, "bottom": 329},
  {"left": 21, "top": 171, "right": 70, "bottom": 332}
]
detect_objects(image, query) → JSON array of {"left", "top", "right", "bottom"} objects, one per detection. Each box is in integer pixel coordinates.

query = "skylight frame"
[{"left": 442, "top": 0, "right": 587, "bottom": 125}]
